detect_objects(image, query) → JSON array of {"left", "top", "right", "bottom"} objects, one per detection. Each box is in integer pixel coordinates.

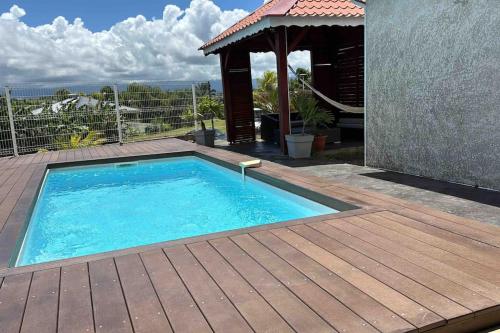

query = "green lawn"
[{"left": 124, "top": 118, "right": 226, "bottom": 142}]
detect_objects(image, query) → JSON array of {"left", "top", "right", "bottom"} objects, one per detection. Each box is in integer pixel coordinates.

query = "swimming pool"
[{"left": 15, "top": 156, "right": 339, "bottom": 266}]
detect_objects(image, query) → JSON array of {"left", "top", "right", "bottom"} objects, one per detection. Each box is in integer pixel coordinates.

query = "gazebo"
[{"left": 200, "top": 0, "right": 364, "bottom": 153}]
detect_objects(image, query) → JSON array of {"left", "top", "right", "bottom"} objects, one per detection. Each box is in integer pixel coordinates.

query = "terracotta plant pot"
[{"left": 313, "top": 134, "right": 327, "bottom": 152}]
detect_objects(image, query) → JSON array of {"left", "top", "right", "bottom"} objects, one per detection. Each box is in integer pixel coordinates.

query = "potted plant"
[
  {"left": 193, "top": 96, "right": 223, "bottom": 147},
  {"left": 311, "top": 107, "right": 334, "bottom": 153},
  {"left": 286, "top": 94, "right": 333, "bottom": 158}
]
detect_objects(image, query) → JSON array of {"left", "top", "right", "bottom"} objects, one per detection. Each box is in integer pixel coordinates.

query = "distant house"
[
  {"left": 361, "top": 0, "right": 500, "bottom": 191},
  {"left": 31, "top": 96, "right": 138, "bottom": 115}
]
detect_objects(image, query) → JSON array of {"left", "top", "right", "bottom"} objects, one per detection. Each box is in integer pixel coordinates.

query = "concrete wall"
[{"left": 365, "top": 0, "right": 500, "bottom": 191}]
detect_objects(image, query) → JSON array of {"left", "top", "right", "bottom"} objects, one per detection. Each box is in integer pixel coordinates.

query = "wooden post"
[
  {"left": 275, "top": 26, "right": 290, "bottom": 153},
  {"left": 220, "top": 50, "right": 234, "bottom": 143}
]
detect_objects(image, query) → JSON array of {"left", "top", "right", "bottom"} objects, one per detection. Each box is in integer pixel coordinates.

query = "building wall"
[{"left": 365, "top": 0, "right": 500, "bottom": 190}]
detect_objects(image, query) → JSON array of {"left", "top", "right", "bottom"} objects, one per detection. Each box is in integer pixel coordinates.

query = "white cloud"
[
  {"left": 0, "top": 4, "right": 25, "bottom": 20},
  {"left": 0, "top": 0, "right": 309, "bottom": 84}
]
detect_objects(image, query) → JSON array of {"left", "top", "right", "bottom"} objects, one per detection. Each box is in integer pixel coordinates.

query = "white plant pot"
[{"left": 285, "top": 134, "right": 314, "bottom": 158}]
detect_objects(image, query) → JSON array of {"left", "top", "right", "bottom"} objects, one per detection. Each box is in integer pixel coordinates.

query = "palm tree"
[
  {"left": 56, "top": 130, "right": 106, "bottom": 150},
  {"left": 291, "top": 93, "right": 333, "bottom": 135},
  {"left": 253, "top": 71, "right": 279, "bottom": 114}
]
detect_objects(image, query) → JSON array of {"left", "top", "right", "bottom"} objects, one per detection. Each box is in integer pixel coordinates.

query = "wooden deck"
[{"left": 0, "top": 138, "right": 499, "bottom": 333}]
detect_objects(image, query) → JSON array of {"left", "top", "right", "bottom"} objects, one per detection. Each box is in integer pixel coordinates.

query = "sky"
[
  {"left": 0, "top": 0, "right": 263, "bottom": 31},
  {"left": 0, "top": 0, "right": 309, "bottom": 84}
]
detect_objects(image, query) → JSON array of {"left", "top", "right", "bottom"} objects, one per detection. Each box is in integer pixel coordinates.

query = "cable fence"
[{"left": 1, "top": 81, "right": 224, "bottom": 157}]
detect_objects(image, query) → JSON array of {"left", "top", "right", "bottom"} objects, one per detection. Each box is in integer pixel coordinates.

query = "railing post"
[
  {"left": 113, "top": 84, "right": 123, "bottom": 145},
  {"left": 4, "top": 86, "right": 18, "bottom": 156},
  {"left": 191, "top": 83, "right": 198, "bottom": 131}
]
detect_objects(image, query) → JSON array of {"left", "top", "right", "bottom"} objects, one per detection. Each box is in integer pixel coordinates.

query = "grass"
[{"left": 124, "top": 119, "right": 226, "bottom": 142}]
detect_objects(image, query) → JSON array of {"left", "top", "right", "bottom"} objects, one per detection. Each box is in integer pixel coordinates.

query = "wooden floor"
[{"left": 0, "top": 139, "right": 499, "bottom": 333}]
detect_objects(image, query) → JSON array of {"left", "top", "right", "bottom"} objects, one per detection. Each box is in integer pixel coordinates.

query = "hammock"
[{"left": 288, "top": 65, "right": 365, "bottom": 114}]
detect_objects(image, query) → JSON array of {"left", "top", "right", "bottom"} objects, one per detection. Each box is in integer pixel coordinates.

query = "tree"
[
  {"left": 253, "top": 71, "right": 279, "bottom": 114},
  {"left": 196, "top": 82, "right": 215, "bottom": 96},
  {"left": 54, "top": 88, "right": 70, "bottom": 101},
  {"left": 290, "top": 67, "right": 311, "bottom": 92},
  {"left": 198, "top": 96, "right": 224, "bottom": 119},
  {"left": 100, "top": 86, "right": 114, "bottom": 101}
]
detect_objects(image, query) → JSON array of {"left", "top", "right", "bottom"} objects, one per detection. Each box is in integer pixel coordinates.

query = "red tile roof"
[
  {"left": 201, "top": 0, "right": 364, "bottom": 51},
  {"left": 289, "top": 0, "right": 364, "bottom": 16}
]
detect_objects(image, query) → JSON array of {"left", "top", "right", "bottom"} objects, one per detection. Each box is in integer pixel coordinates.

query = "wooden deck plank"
[
  {"left": 114, "top": 254, "right": 173, "bottom": 333},
  {"left": 40, "top": 151, "right": 52, "bottom": 163},
  {"left": 88, "top": 258, "right": 133, "bottom": 333},
  {"left": 251, "top": 230, "right": 417, "bottom": 333},
  {"left": 164, "top": 245, "right": 253, "bottom": 332},
  {"left": 320, "top": 179, "right": 500, "bottom": 238},
  {"left": 100, "top": 145, "right": 120, "bottom": 158},
  {"left": 87, "top": 147, "right": 105, "bottom": 159},
  {"left": 0, "top": 167, "right": 24, "bottom": 218},
  {"left": 0, "top": 165, "right": 44, "bottom": 267},
  {"left": 286, "top": 224, "right": 472, "bottom": 321},
  {"left": 210, "top": 237, "right": 337, "bottom": 333},
  {"left": 80, "top": 148, "right": 92, "bottom": 160},
  {"left": 65, "top": 150, "right": 75, "bottom": 162},
  {"left": 58, "top": 263, "right": 95, "bottom": 333},
  {"left": 331, "top": 178, "right": 500, "bottom": 237},
  {"left": 107, "top": 144, "right": 125, "bottom": 157},
  {"left": 188, "top": 241, "right": 294, "bottom": 333},
  {"left": 140, "top": 249, "right": 213, "bottom": 333},
  {"left": 377, "top": 211, "right": 500, "bottom": 264},
  {"left": 74, "top": 148, "right": 86, "bottom": 161},
  {"left": 113, "top": 144, "right": 129, "bottom": 156},
  {"left": 0, "top": 163, "right": 30, "bottom": 205},
  {"left": 320, "top": 185, "right": 400, "bottom": 209},
  {"left": 0, "top": 273, "right": 32, "bottom": 333},
  {"left": 30, "top": 152, "right": 46, "bottom": 164},
  {"left": 56, "top": 150, "right": 67, "bottom": 162},
  {"left": 311, "top": 219, "right": 497, "bottom": 311},
  {"left": 335, "top": 217, "right": 500, "bottom": 301},
  {"left": 231, "top": 234, "right": 380, "bottom": 333},
  {"left": 48, "top": 150, "right": 60, "bottom": 162},
  {"left": 384, "top": 212, "right": 500, "bottom": 261},
  {"left": 357, "top": 214, "right": 500, "bottom": 284},
  {"left": 20, "top": 152, "right": 38, "bottom": 166},
  {"left": 269, "top": 228, "right": 445, "bottom": 330},
  {"left": 402, "top": 207, "right": 500, "bottom": 239},
  {"left": 20, "top": 268, "right": 60, "bottom": 333}
]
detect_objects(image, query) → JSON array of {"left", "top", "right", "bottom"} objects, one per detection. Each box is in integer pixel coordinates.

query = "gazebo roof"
[{"left": 200, "top": 0, "right": 364, "bottom": 54}]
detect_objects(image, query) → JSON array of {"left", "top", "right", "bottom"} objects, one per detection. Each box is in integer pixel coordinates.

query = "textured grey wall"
[{"left": 365, "top": 0, "right": 500, "bottom": 191}]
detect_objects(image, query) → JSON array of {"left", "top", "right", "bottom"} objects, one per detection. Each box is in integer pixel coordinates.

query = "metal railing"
[{"left": 0, "top": 81, "right": 224, "bottom": 157}]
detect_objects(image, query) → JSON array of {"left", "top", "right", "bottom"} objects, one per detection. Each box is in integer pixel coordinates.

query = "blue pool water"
[{"left": 16, "top": 156, "right": 337, "bottom": 266}]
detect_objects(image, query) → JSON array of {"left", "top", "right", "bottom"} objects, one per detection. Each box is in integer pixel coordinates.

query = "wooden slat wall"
[
  {"left": 311, "top": 31, "right": 364, "bottom": 114},
  {"left": 220, "top": 49, "right": 256, "bottom": 144},
  {"left": 334, "top": 42, "right": 364, "bottom": 108}
]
